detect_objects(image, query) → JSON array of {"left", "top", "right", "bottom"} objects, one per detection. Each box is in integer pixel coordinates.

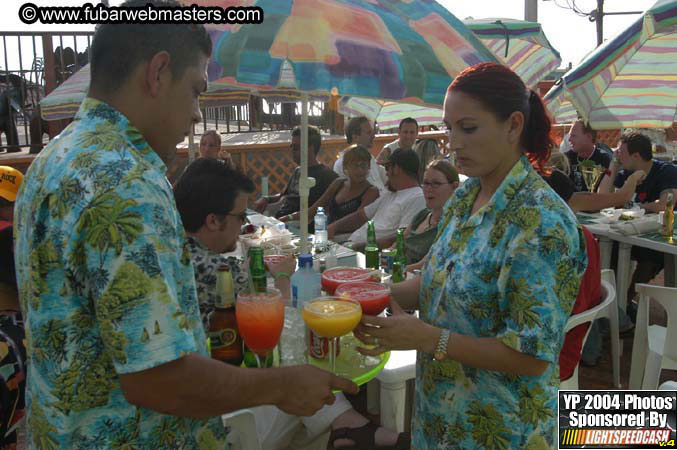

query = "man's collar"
[{"left": 75, "top": 97, "right": 168, "bottom": 174}]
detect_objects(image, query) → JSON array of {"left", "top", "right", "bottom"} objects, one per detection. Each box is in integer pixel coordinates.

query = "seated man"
[
  {"left": 566, "top": 119, "right": 613, "bottom": 192},
  {"left": 329, "top": 149, "right": 425, "bottom": 248},
  {"left": 0, "top": 166, "right": 25, "bottom": 449},
  {"left": 174, "top": 158, "right": 409, "bottom": 450},
  {"left": 376, "top": 117, "right": 419, "bottom": 165},
  {"left": 334, "top": 117, "right": 386, "bottom": 192},
  {"left": 254, "top": 125, "right": 338, "bottom": 220},
  {"left": 599, "top": 131, "right": 677, "bottom": 306}
]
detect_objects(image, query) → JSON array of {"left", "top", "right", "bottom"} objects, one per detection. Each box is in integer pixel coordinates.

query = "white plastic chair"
[
  {"left": 223, "top": 409, "right": 262, "bottom": 450},
  {"left": 601, "top": 269, "right": 622, "bottom": 389},
  {"left": 561, "top": 278, "right": 619, "bottom": 389},
  {"left": 630, "top": 283, "right": 677, "bottom": 390}
]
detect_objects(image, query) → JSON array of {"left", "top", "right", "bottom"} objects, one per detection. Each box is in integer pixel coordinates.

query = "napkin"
[{"left": 610, "top": 217, "right": 661, "bottom": 236}]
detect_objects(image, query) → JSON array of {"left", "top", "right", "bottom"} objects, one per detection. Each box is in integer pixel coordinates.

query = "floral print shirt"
[
  {"left": 13, "top": 98, "right": 227, "bottom": 449},
  {"left": 185, "top": 236, "right": 248, "bottom": 330},
  {"left": 414, "top": 157, "right": 587, "bottom": 449}
]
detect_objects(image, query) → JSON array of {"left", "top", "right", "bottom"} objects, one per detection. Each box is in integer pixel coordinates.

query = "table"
[{"left": 578, "top": 213, "right": 677, "bottom": 389}]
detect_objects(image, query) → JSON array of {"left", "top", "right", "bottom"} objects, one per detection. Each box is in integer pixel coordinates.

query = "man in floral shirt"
[{"left": 13, "top": 2, "right": 355, "bottom": 448}]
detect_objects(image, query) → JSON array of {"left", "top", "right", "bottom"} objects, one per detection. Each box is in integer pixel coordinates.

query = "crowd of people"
[{"left": 1, "top": 1, "right": 676, "bottom": 449}]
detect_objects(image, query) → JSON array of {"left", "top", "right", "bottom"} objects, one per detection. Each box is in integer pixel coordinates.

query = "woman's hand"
[
  {"left": 354, "top": 298, "right": 438, "bottom": 356},
  {"left": 267, "top": 255, "right": 296, "bottom": 277}
]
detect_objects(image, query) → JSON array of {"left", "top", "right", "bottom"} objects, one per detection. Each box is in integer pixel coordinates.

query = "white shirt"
[
  {"left": 348, "top": 186, "right": 425, "bottom": 245},
  {"left": 333, "top": 152, "right": 387, "bottom": 193}
]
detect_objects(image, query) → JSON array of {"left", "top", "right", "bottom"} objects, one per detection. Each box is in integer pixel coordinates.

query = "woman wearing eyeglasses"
[
  {"left": 280, "top": 144, "right": 379, "bottom": 225},
  {"left": 391, "top": 159, "right": 459, "bottom": 271}
]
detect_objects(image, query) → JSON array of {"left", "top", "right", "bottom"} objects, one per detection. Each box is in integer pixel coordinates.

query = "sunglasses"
[
  {"left": 225, "top": 210, "right": 248, "bottom": 223},
  {"left": 422, "top": 181, "right": 450, "bottom": 189}
]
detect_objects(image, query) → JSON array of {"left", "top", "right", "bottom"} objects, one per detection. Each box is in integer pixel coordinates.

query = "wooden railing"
[{"left": 0, "top": 124, "right": 622, "bottom": 198}]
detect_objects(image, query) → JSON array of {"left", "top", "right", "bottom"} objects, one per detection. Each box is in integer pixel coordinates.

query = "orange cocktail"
[
  {"left": 302, "top": 297, "right": 362, "bottom": 374},
  {"left": 335, "top": 281, "right": 391, "bottom": 316},
  {"left": 321, "top": 267, "right": 372, "bottom": 295},
  {"left": 236, "top": 288, "right": 284, "bottom": 366}
]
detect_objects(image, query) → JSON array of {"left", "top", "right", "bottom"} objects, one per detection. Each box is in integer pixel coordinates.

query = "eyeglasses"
[
  {"left": 226, "top": 211, "right": 248, "bottom": 223},
  {"left": 422, "top": 181, "right": 450, "bottom": 189},
  {"left": 346, "top": 162, "right": 370, "bottom": 171}
]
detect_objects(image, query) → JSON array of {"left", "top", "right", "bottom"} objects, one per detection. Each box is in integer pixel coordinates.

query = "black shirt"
[
  {"left": 614, "top": 160, "right": 677, "bottom": 204},
  {"left": 544, "top": 169, "right": 576, "bottom": 203},
  {"left": 566, "top": 144, "right": 613, "bottom": 192},
  {"left": 276, "top": 164, "right": 339, "bottom": 218}
]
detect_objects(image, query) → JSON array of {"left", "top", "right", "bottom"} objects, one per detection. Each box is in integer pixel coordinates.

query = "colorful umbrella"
[
  {"left": 338, "top": 96, "right": 442, "bottom": 131},
  {"left": 561, "top": 0, "right": 677, "bottom": 129},
  {"left": 201, "top": 0, "right": 498, "bottom": 250},
  {"left": 543, "top": 82, "right": 579, "bottom": 124},
  {"left": 464, "top": 18, "right": 561, "bottom": 89},
  {"left": 39, "top": 62, "right": 329, "bottom": 120}
]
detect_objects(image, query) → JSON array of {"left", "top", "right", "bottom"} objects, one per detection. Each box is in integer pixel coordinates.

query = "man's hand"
[
  {"left": 253, "top": 197, "right": 268, "bottom": 213},
  {"left": 274, "top": 366, "right": 358, "bottom": 416},
  {"left": 618, "top": 169, "right": 646, "bottom": 202}
]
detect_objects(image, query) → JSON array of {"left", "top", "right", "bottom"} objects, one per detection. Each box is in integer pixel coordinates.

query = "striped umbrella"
[
  {"left": 338, "top": 96, "right": 442, "bottom": 131},
  {"left": 464, "top": 18, "right": 561, "bottom": 89},
  {"left": 543, "top": 82, "right": 579, "bottom": 124},
  {"left": 200, "top": 0, "right": 498, "bottom": 251},
  {"left": 561, "top": 0, "right": 677, "bottom": 129}
]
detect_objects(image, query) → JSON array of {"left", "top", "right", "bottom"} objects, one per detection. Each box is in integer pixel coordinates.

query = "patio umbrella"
[
  {"left": 338, "top": 96, "right": 442, "bottom": 131},
  {"left": 464, "top": 18, "right": 562, "bottom": 89},
  {"left": 201, "top": 0, "right": 498, "bottom": 251},
  {"left": 560, "top": 0, "right": 677, "bottom": 129},
  {"left": 543, "top": 82, "right": 579, "bottom": 124}
]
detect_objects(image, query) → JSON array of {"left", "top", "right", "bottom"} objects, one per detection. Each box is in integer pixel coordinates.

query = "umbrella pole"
[
  {"left": 299, "top": 94, "right": 310, "bottom": 254},
  {"left": 188, "top": 126, "right": 196, "bottom": 163}
]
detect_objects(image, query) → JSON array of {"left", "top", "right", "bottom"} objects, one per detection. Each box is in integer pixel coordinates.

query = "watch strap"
[{"left": 434, "top": 329, "right": 450, "bottom": 361}]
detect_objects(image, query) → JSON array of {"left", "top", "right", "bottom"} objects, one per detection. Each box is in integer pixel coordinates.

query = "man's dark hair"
[
  {"left": 345, "top": 117, "right": 369, "bottom": 144},
  {"left": 399, "top": 117, "right": 418, "bottom": 130},
  {"left": 174, "top": 158, "right": 255, "bottom": 233},
  {"left": 90, "top": 0, "right": 212, "bottom": 94},
  {"left": 575, "top": 118, "right": 597, "bottom": 142},
  {"left": 620, "top": 131, "right": 653, "bottom": 161},
  {"left": 388, "top": 148, "right": 420, "bottom": 180},
  {"left": 291, "top": 125, "right": 322, "bottom": 155}
]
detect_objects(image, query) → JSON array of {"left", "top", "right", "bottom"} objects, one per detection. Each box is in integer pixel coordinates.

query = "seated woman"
[
  {"left": 385, "top": 160, "right": 459, "bottom": 271},
  {"left": 280, "top": 144, "right": 379, "bottom": 225}
]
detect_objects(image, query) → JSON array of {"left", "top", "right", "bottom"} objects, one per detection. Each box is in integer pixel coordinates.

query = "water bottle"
[
  {"left": 290, "top": 254, "right": 322, "bottom": 308},
  {"left": 314, "top": 207, "right": 328, "bottom": 252},
  {"left": 282, "top": 254, "right": 321, "bottom": 365}
]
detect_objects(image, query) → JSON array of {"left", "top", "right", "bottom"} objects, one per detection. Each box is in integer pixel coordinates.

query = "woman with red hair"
[{"left": 355, "top": 63, "right": 588, "bottom": 449}]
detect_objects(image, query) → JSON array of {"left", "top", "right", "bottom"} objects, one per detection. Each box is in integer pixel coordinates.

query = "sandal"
[{"left": 330, "top": 422, "right": 411, "bottom": 450}]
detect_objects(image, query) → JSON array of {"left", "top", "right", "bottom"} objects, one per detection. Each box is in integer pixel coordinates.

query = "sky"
[{"left": 0, "top": 0, "right": 658, "bottom": 72}]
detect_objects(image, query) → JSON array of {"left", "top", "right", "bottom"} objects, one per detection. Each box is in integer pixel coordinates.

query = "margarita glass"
[
  {"left": 302, "top": 296, "right": 362, "bottom": 374},
  {"left": 581, "top": 166, "right": 603, "bottom": 193},
  {"left": 335, "top": 281, "right": 391, "bottom": 316},
  {"left": 321, "top": 266, "right": 372, "bottom": 295},
  {"left": 236, "top": 288, "right": 285, "bottom": 368}
]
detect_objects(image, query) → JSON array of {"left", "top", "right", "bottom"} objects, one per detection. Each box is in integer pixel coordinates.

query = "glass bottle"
[
  {"left": 364, "top": 220, "right": 380, "bottom": 270},
  {"left": 248, "top": 246, "right": 267, "bottom": 293},
  {"left": 209, "top": 265, "right": 244, "bottom": 366}
]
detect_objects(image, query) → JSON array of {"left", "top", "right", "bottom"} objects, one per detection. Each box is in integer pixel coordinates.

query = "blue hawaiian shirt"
[
  {"left": 414, "top": 157, "right": 587, "bottom": 449},
  {"left": 13, "top": 98, "right": 227, "bottom": 449}
]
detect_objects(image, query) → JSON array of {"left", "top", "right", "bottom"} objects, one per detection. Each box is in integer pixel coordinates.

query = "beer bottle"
[
  {"left": 663, "top": 192, "right": 674, "bottom": 238},
  {"left": 248, "top": 246, "right": 267, "bottom": 293},
  {"left": 365, "top": 220, "right": 380, "bottom": 270},
  {"left": 209, "top": 265, "right": 244, "bottom": 366},
  {"left": 391, "top": 228, "right": 407, "bottom": 283}
]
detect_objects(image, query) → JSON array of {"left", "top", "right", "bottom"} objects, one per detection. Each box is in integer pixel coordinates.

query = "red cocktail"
[
  {"left": 236, "top": 288, "right": 284, "bottom": 367},
  {"left": 335, "top": 281, "right": 391, "bottom": 316},
  {"left": 321, "top": 266, "right": 371, "bottom": 295}
]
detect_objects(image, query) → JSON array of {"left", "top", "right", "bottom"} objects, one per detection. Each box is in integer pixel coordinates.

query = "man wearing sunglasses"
[{"left": 329, "top": 148, "right": 425, "bottom": 249}]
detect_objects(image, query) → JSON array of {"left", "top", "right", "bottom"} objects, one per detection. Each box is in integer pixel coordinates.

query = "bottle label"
[{"left": 210, "top": 328, "right": 238, "bottom": 349}]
